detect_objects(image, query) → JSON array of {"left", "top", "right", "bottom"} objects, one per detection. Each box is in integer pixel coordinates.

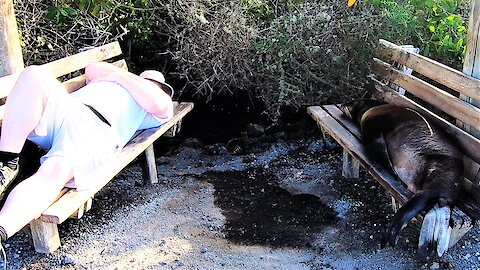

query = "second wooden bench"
[{"left": 308, "top": 39, "right": 480, "bottom": 249}]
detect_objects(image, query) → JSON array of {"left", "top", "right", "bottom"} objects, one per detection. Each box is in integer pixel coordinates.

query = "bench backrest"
[
  {"left": 0, "top": 42, "right": 125, "bottom": 123},
  {"left": 370, "top": 39, "right": 480, "bottom": 183}
]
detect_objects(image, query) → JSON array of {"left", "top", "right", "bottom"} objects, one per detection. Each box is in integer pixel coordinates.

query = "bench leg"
[
  {"left": 141, "top": 144, "right": 158, "bottom": 184},
  {"left": 29, "top": 219, "right": 60, "bottom": 253},
  {"left": 449, "top": 225, "right": 473, "bottom": 248},
  {"left": 68, "top": 198, "right": 93, "bottom": 219},
  {"left": 342, "top": 150, "right": 359, "bottom": 178},
  {"left": 449, "top": 209, "right": 474, "bottom": 248},
  {"left": 390, "top": 196, "right": 401, "bottom": 213},
  {"left": 165, "top": 119, "right": 182, "bottom": 137}
]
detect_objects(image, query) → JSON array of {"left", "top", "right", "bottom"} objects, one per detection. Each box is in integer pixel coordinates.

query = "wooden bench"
[
  {"left": 307, "top": 39, "right": 480, "bottom": 249},
  {"left": 0, "top": 41, "right": 194, "bottom": 253}
]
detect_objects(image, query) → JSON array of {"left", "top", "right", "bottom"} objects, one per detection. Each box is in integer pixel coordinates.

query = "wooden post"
[
  {"left": 461, "top": 0, "right": 480, "bottom": 138},
  {"left": 437, "top": 0, "right": 480, "bottom": 249},
  {"left": 342, "top": 149, "right": 359, "bottom": 178},
  {"left": 461, "top": 0, "right": 480, "bottom": 183},
  {"left": 390, "top": 45, "right": 420, "bottom": 95},
  {"left": 0, "top": 0, "right": 24, "bottom": 76},
  {"left": 140, "top": 144, "right": 158, "bottom": 184},
  {"left": 29, "top": 219, "right": 61, "bottom": 253}
]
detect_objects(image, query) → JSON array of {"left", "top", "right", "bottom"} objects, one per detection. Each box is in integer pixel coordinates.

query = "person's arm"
[{"left": 85, "top": 62, "right": 173, "bottom": 119}]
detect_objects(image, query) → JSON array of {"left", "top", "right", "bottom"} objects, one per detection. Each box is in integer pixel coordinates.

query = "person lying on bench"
[{"left": 0, "top": 62, "right": 174, "bottom": 245}]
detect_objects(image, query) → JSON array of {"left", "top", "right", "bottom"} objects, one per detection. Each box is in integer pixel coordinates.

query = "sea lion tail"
[
  {"left": 457, "top": 180, "right": 480, "bottom": 222},
  {"left": 382, "top": 190, "right": 433, "bottom": 248}
]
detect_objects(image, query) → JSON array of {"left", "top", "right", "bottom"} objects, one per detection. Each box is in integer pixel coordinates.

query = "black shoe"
[{"left": 0, "top": 157, "right": 19, "bottom": 197}]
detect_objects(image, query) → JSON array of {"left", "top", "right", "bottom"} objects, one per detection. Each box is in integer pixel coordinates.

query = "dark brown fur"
[{"left": 340, "top": 98, "right": 479, "bottom": 249}]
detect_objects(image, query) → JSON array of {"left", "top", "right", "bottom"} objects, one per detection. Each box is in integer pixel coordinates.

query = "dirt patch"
[{"left": 201, "top": 168, "right": 337, "bottom": 248}]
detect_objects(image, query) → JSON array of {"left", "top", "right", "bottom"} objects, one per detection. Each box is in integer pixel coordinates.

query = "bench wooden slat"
[
  {"left": 466, "top": 161, "right": 480, "bottom": 183},
  {"left": 322, "top": 105, "right": 362, "bottom": 140},
  {"left": 42, "top": 42, "right": 122, "bottom": 78},
  {"left": 368, "top": 76, "right": 480, "bottom": 166},
  {"left": 324, "top": 105, "right": 361, "bottom": 178},
  {"left": 63, "top": 59, "right": 128, "bottom": 94},
  {"left": 0, "top": 59, "right": 130, "bottom": 125},
  {"left": 307, "top": 105, "right": 411, "bottom": 204},
  {"left": 372, "top": 58, "right": 480, "bottom": 129},
  {"left": 0, "top": 53, "right": 125, "bottom": 100},
  {"left": 40, "top": 102, "right": 194, "bottom": 224},
  {"left": 378, "top": 39, "right": 480, "bottom": 100}
]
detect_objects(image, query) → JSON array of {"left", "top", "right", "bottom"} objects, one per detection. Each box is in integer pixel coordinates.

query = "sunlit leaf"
[{"left": 92, "top": 6, "right": 100, "bottom": 16}]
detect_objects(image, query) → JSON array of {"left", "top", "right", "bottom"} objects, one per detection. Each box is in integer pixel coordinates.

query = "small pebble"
[
  {"left": 63, "top": 255, "right": 76, "bottom": 266},
  {"left": 429, "top": 262, "right": 439, "bottom": 270}
]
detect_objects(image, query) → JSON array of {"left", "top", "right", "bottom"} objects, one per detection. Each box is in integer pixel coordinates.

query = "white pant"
[{"left": 27, "top": 84, "right": 117, "bottom": 190}]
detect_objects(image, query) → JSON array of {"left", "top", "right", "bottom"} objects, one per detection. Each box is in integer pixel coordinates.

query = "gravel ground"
[{"left": 2, "top": 130, "right": 480, "bottom": 270}]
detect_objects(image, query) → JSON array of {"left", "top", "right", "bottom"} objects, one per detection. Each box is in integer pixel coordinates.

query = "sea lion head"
[{"left": 340, "top": 98, "right": 385, "bottom": 124}]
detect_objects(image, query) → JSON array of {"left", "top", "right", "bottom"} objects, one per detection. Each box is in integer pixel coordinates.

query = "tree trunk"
[{"left": 0, "top": 0, "right": 24, "bottom": 76}]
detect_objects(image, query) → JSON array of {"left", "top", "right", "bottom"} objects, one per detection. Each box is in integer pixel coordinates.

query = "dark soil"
[{"left": 202, "top": 168, "right": 337, "bottom": 248}]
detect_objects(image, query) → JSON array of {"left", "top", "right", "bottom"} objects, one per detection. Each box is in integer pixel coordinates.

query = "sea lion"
[{"left": 340, "top": 98, "right": 480, "bottom": 254}]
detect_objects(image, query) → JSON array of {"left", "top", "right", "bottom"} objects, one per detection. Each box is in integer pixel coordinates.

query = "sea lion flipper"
[{"left": 382, "top": 191, "right": 432, "bottom": 248}]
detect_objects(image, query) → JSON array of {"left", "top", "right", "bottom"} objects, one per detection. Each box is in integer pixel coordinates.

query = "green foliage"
[
  {"left": 241, "top": 0, "right": 273, "bottom": 20},
  {"left": 76, "top": 0, "right": 114, "bottom": 16},
  {"left": 369, "top": 0, "right": 467, "bottom": 63},
  {"left": 252, "top": 13, "right": 317, "bottom": 106},
  {"left": 22, "top": 0, "right": 471, "bottom": 121},
  {"left": 46, "top": 0, "right": 154, "bottom": 46},
  {"left": 249, "top": 6, "right": 359, "bottom": 116},
  {"left": 413, "top": 0, "right": 467, "bottom": 60},
  {"left": 47, "top": 3, "right": 77, "bottom": 25},
  {"left": 240, "top": 0, "right": 307, "bottom": 20},
  {"left": 371, "top": 0, "right": 419, "bottom": 38}
]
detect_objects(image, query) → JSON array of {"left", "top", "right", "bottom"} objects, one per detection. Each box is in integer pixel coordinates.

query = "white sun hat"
[{"left": 139, "top": 70, "right": 174, "bottom": 97}]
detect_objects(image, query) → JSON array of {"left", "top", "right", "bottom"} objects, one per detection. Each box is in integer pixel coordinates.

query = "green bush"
[
  {"left": 416, "top": 0, "right": 467, "bottom": 62},
  {"left": 46, "top": 3, "right": 77, "bottom": 25},
  {"left": 46, "top": 0, "right": 155, "bottom": 46},
  {"left": 369, "top": 0, "right": 467, "bottom": 66},
  {"left": 15, "top": 0, "right": 157, "bottom": 65},
  {"left": 15, "top": 0, "right": 471, "bottom": 121}
]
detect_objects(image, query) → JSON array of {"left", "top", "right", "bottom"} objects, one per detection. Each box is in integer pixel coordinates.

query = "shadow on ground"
[{"left": 201, "top": 168, "right": 337, "bottom": 248}]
